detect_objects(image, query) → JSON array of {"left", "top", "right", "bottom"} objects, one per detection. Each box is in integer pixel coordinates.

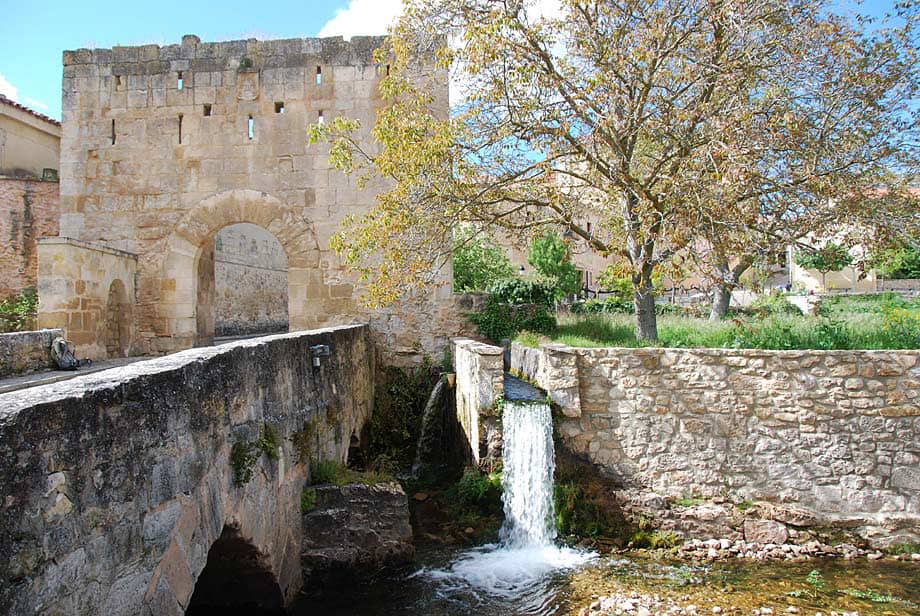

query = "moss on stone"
[
  {"left": 301, "top": 487, "right": 317, "bottom": 512},
  {"left": 230, "top": 440, "right": 259, "bottom": 486}
]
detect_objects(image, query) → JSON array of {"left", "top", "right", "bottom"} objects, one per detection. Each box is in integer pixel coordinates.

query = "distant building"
[
  {"left": 0, "top": 94, "right": 61, "bottom": 179},
  {"left": 0, "top": 95, "right": 61, "bottom": 298}
]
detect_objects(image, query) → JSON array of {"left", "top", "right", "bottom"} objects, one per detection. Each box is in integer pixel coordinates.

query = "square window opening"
[
  {"left": 203, "top": 104, "right": 212, "bottom": 117},
  {"left": 275, "top": 101, "right": 285, "bottom": 114}
]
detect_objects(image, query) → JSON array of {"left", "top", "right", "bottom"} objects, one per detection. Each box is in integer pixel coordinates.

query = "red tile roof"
[{"left": 0, "top": 94, "right": 61, "bottom": 127}]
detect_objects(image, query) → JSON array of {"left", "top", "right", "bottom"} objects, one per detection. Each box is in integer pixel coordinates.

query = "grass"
[
  {"left": 517, "top": 294, "right": 920, "bottom": 350},
  {"left": 309, "top": 459, "right": 394, "bottom": 486}
]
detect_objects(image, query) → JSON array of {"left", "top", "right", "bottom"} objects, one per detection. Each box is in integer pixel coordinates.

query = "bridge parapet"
[{"left": 0, "top": 324, "right": 373, "bottom": 615}]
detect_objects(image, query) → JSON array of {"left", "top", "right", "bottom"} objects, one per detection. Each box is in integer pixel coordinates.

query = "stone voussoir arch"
[{"left": 157, "top": 189, "right": 323, "bottom": 350}]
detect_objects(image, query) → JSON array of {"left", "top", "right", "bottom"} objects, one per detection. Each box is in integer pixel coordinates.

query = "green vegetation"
[
  {"left": 301, "top": 487, "right": 317, "bottom": 513},
  {"left": 672, "top": 495, "right": 703, "bottom": 508},
  {"left": 360, "top": 362, "right": 436, "bottom": 472},
  {"left": 553, "top": 449, "right": 632, "bottom": 542},
  {"left": 291, "top": 418, "right": 318, "bottom": 464},
  {"left": 869, "top": 242, "right": 920, "bottom": 279},
  {"left": 628, "top": 529, "right": 681, "bottom": 550},
  {"left": 0, "top": 288, "right": 38, "bottom": 333},
  {"left": 230, "top": 423, "right": 282, "bottom": 486},
  {"left": 881, "top": 542, "right": 920, "bottom": 555},
  {"left": 230, "top": 441, "right": 260, "bottom": 487},
  {"left": 840, "top": 588, "right": 894, "bottom": 603},
  {"left": 794, "top": 243, "right": 853, "bottom": 290},
  {"left": 309, "top": 459, "right": 393, "bottom": 486},
  {"left": 518, "top": 294, "right": 920, "bottom": 350},
  {"left": 736, "top": 499, "right": 755, "bottom": 512},
  {"left": 452, "top": 227, "right": 515, "bottom": 292},
  {"left": 806, "top": 569, "right": 826, "bottom": 599},
  {"left": 528, "top": 232, "right": 581, "bottom": 299},
  {"left": 448, "top": 467, "right": 503, "bottom": 515},
  {"left": 257, "top": 424, "right": 280, "bottom": 460},
  {"left": 468, "top": 279, "right": 557, "bottom": 341}
]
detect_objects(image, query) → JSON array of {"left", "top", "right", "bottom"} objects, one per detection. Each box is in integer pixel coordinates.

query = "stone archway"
[
  {"left": 156, "top": 189, "right": 323, "bottom": 350},
  {"left": 104, "top": 278, "right": 132, "bottom": 357},
  {"left": 185, "top": 525, "right": 285, "bottom": 615}
]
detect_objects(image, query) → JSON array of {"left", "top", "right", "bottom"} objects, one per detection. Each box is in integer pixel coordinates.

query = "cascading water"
[
  {"left": 416, "top": 388, "right": 594, "bottom": 613},
  {"left": 499, "top": 401, "right": 557, "bottom": 548}
]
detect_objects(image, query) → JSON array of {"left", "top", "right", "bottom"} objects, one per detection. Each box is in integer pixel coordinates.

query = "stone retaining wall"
[
  {"left": 0, "top": 328, "right": 64, "bottom": 377},
  {"left": 453, "top": 338, "right": 503, "bottom": 466},
  {"left": 511, "top": 343, "right": 920, "bottom": 524},
  {"left": 877, "top": 279, "right": 920, "bottom": 293},
  {"left": 0, "top": 324, "right": 373, "bottom": 615}
]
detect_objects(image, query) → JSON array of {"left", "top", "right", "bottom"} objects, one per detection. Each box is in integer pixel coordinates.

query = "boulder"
[
  {"left": 301, "top": 482, "right": 414, "bottom": 586},
  {"left": 744, "top": 519, "right": 789, "bottom": 545}
]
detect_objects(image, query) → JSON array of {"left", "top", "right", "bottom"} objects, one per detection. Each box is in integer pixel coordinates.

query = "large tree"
[{"left": 315, "top": 0, "right": 918, "bottom": 340}]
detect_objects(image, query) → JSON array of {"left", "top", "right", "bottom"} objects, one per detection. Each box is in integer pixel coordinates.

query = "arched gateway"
[{"left": 151, "top": 189, "right": 327, "bottom": 351}]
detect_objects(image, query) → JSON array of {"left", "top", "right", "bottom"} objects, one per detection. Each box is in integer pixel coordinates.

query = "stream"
[{"left": 290, "top": 378, "right": 918, "bottom": 615}]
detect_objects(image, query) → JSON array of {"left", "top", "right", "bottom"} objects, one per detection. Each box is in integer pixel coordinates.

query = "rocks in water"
[
  {"left": 673, "top": 537, "right": 914, "bottom": 562},
  {"left": 301, "top": 482, "right": 414, "bottom": 587},
  {"left": 743, "top": 519, "right": 789, "bottom": 545}
]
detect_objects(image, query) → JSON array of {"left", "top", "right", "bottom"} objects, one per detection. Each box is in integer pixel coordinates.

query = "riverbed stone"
[
  {"left": 301, "top": 482, "right": 414, "bottom": 585},
  {"left": 743, "top": 520, "right": 789, "bottom": 545}
]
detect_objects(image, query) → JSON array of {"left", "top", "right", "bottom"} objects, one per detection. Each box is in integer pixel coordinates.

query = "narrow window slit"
[
  {"left": 203, "top": 104, "right": 212, "bottom": 117},
  {"left": 386, "top": 64, "right": 391, "bottom": 76},
  {"left": 248, "top": 116, "right": 254, "bottom": 140},
  {"left": 111, "top": 119, "right": 116, "bottom": 145},
  {"left": 178, "top": 114, "right": 183, "bottom": 144},
  {"left": 275, "top": 101, "right": 285, "bottom": 114},
  {"left": 178, "top": 71, "right": 184, "bottom": 90},
  {"left": 315, "top": 66, "right": 322, "bottom": 86},
  {"left": 317, "top": 110, "right": 324, "bottom": 125}
]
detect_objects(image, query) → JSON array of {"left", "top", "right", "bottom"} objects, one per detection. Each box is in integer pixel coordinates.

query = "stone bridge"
[{"left": 0, "top": 324, "right": 373, "bottom": 615}]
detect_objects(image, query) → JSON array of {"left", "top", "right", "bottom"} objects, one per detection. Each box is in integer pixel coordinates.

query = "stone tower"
[{"left": 39, "top": 34, "right": 464, "bottom": 360}]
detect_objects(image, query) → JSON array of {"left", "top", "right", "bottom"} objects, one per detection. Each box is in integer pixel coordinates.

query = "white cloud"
[
  {"left": 0, "top": 73, "right": 18, "bottom": 100},
  {"left": 24, "top": 98, "right": 50, "bottom": 112},
  {"left": 317, "top": 0, "right": 403, "bottom": 39}
]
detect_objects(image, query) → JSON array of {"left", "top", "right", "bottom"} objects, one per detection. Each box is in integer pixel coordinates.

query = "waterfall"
[
  {"left": 416, "top": 384, "right": 594, "bottom": 607},
  {"left": 499, "top": 401, "right": 556, "bottom": 547},
  {"left": 411, "top": 377, "right": 447, "bottom": 477}
]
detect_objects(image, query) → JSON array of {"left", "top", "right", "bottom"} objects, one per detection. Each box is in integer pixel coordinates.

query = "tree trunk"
[
  {"left": 709, "top": 285, "right": 732, "bottom": 321},
  {"left": 634, "top": 265, "right": 658, "bottom": 341},
  {"left": 709, "top": 256, "right": 754, "bottom": 321}
]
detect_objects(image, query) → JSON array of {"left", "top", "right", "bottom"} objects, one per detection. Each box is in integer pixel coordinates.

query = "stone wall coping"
[
  {"left": 452, "top": 337, "right": 503, "bottom": 356},
  {"left": 0, "top": 324, "right": 366, "bottom": 416},
  {"left": 528, "top": 341, "right": 920, "bottom": 359},
  {"left": 0, "top": 176, "right": 59, "bottom": 184},
  {"left": 36, "top": 236, "right": 138, "bottom": 259},
  {"left": 0, "top": 328, "right": 63, "bottom": 341},
  {"left": 63, "top": 34, "right": 389, "bottom": 66}
]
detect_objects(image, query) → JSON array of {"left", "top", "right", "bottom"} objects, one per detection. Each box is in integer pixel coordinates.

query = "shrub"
[
  {"left": 749, "top": 293, "right": 802, "bottom": 316},
  {"left": 447, "top": 467, "right": 503, "bottom": 516},
  {"left": 0, "top": 288, "right": 38, "bottom": 333},
  {"left": 468, "top": 282, "right": 557, "bottom": 341},
  {"left": 487, "top": 278, "right": 557, "bottom": 307}
]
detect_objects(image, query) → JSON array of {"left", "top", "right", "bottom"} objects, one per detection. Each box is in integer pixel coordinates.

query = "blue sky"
[
  {"left": 0, "top": 0, "right": 902, "bottom": 121},
  {"left": 0, "top": 0, "right": 401, "bottom": 119}
]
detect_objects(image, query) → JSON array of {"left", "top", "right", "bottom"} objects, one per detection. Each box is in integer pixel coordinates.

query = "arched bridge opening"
[{"left": 185, "top": 525, "right": 285, "bottom": 616}]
